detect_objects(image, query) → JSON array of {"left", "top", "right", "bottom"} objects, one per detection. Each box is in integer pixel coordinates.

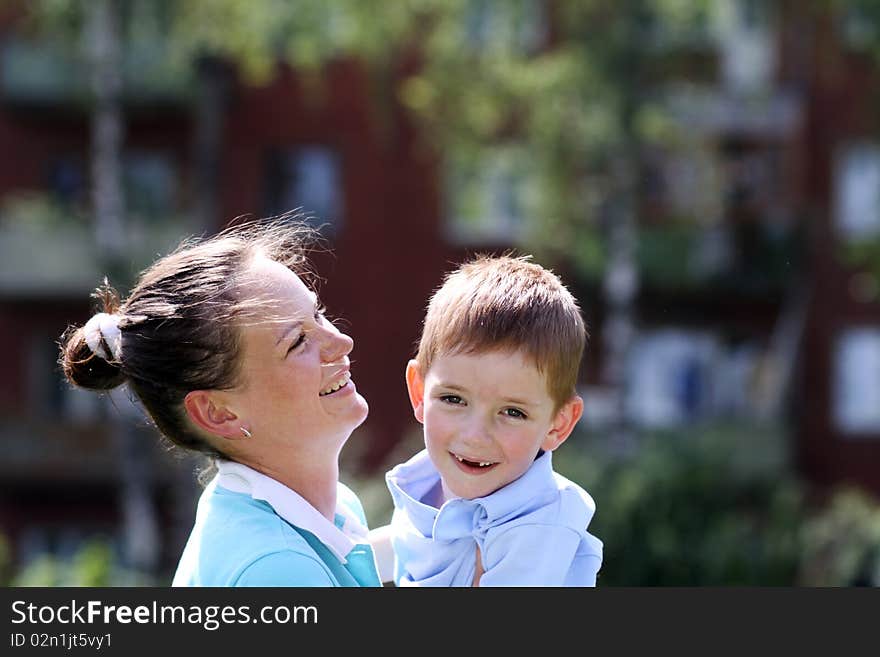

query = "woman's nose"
[{"left": 320, "top": 322, "right": 353, "bottom": 362}]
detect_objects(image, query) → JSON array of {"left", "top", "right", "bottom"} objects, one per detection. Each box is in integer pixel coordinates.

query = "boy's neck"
[{"left": 421, "top": 478, "right": 446, "bottom": 509}]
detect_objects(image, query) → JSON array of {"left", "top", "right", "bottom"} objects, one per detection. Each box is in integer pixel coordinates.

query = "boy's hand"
[
  {"left": 367, "top": 524, "right": 395, "bottom": 585},
  {"left": 473, "top": 545, "right": 484, "bottom": 587}
]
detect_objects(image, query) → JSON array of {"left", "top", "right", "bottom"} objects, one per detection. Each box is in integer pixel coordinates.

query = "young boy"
[{"left": 384, "top": 255, "right": 603, "bottom": 586}]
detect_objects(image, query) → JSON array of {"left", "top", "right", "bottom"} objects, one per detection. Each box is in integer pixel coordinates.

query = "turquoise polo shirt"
[{"left": 172, "top": 461, "right": 381, "bottom": 587}]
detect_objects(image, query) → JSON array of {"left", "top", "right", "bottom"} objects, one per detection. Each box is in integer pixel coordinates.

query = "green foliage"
[
  {"left": 637, "top": 220, "right": 804, "bottom": 293},
  {"left": 828, "top": 0, "right": 880, "bottom": 57},
  {"left": 554, "top": 422, "right": 880, "bottom": 585},
  {"left": 799, "top": 488, "right": 880, "bottom": 586},
  {"left": 162, "top": 0, "right": 717, "bottom": 260},
  {"left": 0, "top": 534, "right": 11, "bottom": 585},
  {"left": 24, "top": 0, "right": 862, "bottom": 278},
  {"left": 22, "top": 0, "right": 194, "bottom": 105},
  {"left": 841, "top": 241, "right": 880, "bottom": 301},
  {"left": 5, "top": 538, "right": 155, "bottom": 587}
]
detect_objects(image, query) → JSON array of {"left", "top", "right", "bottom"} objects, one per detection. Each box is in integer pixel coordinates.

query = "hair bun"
[{"left": 59, "top": 323, "right": 126, "bottom": 391}]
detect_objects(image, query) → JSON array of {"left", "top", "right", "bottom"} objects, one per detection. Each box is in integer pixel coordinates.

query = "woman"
[{"left": 59, "top": 218, "right": 382, "bottom": 586}]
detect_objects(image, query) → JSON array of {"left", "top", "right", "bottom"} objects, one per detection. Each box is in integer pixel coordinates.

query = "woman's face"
[{"left": 228, "top": 256, "right": 368, "bottom": 449}]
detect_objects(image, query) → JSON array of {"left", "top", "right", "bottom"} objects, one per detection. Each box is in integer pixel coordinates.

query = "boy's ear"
[
  {"left": 541, "top": 395, "right": 584, "bottom": 452},
  {"left": 405, "top": 359, "right": 426, "bottom": 424},
  {"left": 183, "top": 390, "right": 246, "bottom": 441}
]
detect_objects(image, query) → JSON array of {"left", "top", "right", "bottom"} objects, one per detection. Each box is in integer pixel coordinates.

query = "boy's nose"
[{"left": 459, "top": 419, "right": 493, "bottom": 448}]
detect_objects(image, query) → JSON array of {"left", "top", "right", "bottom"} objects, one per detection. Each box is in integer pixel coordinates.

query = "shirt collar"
[
  {"left": 385, "top": 449, "right": 559, "bottom": 532},
  {"left": 216, "top": 460, "right": 368, "bottom": 564},
  {"left": 385, "top": 450, "right": 442, "bottom": 535},
  {"left": 473, "top": 449, "right": 557, "bottom": 519}
]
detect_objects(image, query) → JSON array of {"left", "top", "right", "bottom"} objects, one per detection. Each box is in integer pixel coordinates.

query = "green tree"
[{"left": 164, "top": 0, "right": 715, "bottom": 445}]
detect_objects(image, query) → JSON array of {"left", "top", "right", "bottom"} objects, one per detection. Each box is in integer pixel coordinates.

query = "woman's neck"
[{"left": 234, "top": 451, "right": 340, "bottom": 521}]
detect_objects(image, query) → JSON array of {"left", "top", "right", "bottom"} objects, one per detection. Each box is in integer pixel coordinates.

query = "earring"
[{"left": 240, "top": 427, "right": 252, "bottom": 439}]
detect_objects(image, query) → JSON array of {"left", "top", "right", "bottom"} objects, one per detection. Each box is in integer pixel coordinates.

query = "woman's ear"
[
  {"left": 405, "top": 359, "right": 426, "bottom": 424},
  {"left": 541, "top": 395, "right": 584, "bottom": 452},
  {"left": 184, "top": 390, "right": 245, "bottom": 440}
]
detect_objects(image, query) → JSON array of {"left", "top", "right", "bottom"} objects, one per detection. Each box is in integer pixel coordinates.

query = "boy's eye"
[
  {"left": 503, "top": 408, "right": 527, "bottom": 419},
  {"left": 439, "top": 394, "right": 463, "bottom": 405}
]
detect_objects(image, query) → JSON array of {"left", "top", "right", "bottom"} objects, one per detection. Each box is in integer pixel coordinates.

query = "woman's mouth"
[
  {"left": 451, "top": 452, "right": 498, "bottom": 474},
  {"left": 319, "top": 371, "right": 351, "bottom": 396}
]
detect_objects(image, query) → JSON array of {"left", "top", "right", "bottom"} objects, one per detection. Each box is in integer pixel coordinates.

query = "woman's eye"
[
  {"left": 287, "top": 333, "right": 307, "bottom": 354},
  {"left": 440, "top": 395, "right": 463, "bottom": 405},
  {"left": 503, "top": 408, "right": 527, "bottom": 419}
]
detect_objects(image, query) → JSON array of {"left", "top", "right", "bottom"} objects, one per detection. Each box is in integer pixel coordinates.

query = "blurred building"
[
  {"left": 0, "top": 0, "right": 878, "bottom": 577},
  {"left": 0, "top": 2, "right": 459, "bottom": 577}
]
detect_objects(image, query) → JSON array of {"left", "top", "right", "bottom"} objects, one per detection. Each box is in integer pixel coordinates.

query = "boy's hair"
[{"left": 414, "top": 254, "right": 587, "bottom": 411}]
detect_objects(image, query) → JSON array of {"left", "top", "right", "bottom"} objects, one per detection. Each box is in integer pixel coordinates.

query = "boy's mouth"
[{"left": 451, "top": 452, "right": 498, "bottom": 473}]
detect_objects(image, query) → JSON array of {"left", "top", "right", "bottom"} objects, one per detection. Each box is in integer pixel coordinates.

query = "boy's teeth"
[{"left": 454, "top": 454, "right": 493, "bottom": 467}]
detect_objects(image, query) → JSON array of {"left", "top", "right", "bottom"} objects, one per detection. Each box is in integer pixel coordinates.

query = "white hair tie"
[{"left": 83, "top": 312, "right": 123, "bottom": 361}]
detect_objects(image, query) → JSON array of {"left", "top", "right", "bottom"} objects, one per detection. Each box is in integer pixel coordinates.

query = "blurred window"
[
  {"left": 26, "top": 335, "right": 101, "bottom": 422},
  {"left": 46, "top": 150, "right": 179, "bottom": 222},
  {"left": 657, "top": 146, "right": 725, "bottom": 221},
  {"left": 27, "top": 336, "right": 62, "bottom": 418},
  {"left": 463, "top": 0, "right": 546, "bottom": 54},
  {"left": 839, "top": 3, "right": 879, "bottom": 50},
  {"left": 444, "top": 146, "right": 528, "bottom": 246},
  {"left": 123, "top": 151, "right": 178, "bottom": 222},
  {"left": 833, "top": 327, "right": 880, "bottom": 437},
  {"left": 264, "top": 146, "right": 344, "bottom": 236},
  {"left": 834, "top": 143, "right": 880, "bottom": 242},
  {"left": 624, "top": 329, "right": 723, "bottom": 428},
  {"left": 714, "top": 0, "right": 776, "bottom": 93},
  {"left": 47, "top": 155, "right": 88, "bottom": 211}
]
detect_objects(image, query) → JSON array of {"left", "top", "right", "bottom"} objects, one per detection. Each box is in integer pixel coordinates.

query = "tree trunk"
[
  {"left": 87, "top": 0, "right": 125, "bottom": 256},
  {"left": 600, "top": 154, "right": 639, "bottom": 452},
  {"left": 599, "top": 4, "right": 643, "bottom": 453},
  {"left": 86, "top": 0, "right": 160, "bottom": 578},
  {"left": 162, "top": 54, "right": 232, "bottom": 562},
  {"left": 191, "top": 56, "right": 230, "bottom": 233}
]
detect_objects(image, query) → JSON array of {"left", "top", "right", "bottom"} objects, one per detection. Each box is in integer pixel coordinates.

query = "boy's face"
[{"left": 405, "top": 348, "right": 583, "bottom": 501}]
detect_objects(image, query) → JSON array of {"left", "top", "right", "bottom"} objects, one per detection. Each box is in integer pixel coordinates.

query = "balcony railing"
[
  {"left": 0, "top": 201, "right": 194, "bottom": 297},
  {"left": 0, "top": 36, "right": 194, "bottom": 109}
]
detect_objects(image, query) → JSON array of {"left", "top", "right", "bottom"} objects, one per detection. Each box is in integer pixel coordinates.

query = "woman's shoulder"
[
  {"left": 233, "top": 550, "right": 336, "bottom": 586},
  {"left": 201, "top": 485, "right": 323, "bottom": 551},
  {"left": 177, "top": 486, "right": 339, "bottom": 586},
  {"left": 336, "top": 480, "right": 369, "bottom": 526}
]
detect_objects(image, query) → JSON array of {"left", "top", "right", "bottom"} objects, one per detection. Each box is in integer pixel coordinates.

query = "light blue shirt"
[
  {"left": 385, "top": 449, "right": 603, "bottom": 587},
  {"left": 173, "top": 460, "right": 381, "bottom": 587}
]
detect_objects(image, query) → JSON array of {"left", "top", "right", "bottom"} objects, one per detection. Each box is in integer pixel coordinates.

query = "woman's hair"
[{"left": 59, "top": 216, "right": 321, "bottom": 460}]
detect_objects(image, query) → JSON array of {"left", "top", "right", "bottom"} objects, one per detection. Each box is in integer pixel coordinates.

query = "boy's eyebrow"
[
  {"left": 436, "top": 382, "right": 468, "bottom": 393},
  {"left": 436, "top": 382, "right": 537, "bottom": 407},
  {"left": 500, "top": 396, "right": 537, "bottom": 407}
]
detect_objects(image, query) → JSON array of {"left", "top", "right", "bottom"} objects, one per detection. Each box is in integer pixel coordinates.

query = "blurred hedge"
[
  {"left": 552, "top": 422, "right": 880, "bottom": 586},
  {"left": 0, "top": 538, "right": 155, "bottom": 587},
  {"left": 353, "top": 421, "right": 880, "bottom": 586},
  {"left": 3, "top": 421, "right": 879, "bottom": 586}
]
